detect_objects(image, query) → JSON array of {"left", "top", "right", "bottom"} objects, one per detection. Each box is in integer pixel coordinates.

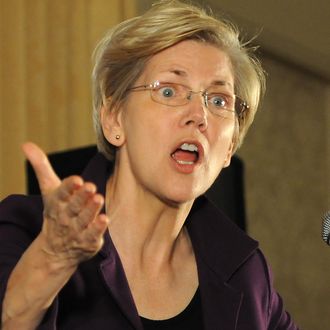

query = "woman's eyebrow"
[
  {"left": 154, "top": 68, "right": 187, "bottom": 78},
  {"left": 171, "top": 69, "right": 187, "bottom": 76},
  {"left": 211, "top": 80, "right": 233, "bottom": 89},
  {"left": 159, "top": 69, "right": 187, "bottom": 77},
  {"left": 212, "top": 80, "right": 230, "bottom": 86}
]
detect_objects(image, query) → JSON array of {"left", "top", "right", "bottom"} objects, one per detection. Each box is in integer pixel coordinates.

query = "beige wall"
[
  {"left": 237, "top": 55, "right": 330, "bottom": 329},
  {"left": 0, "top": 0, "right": 136, "bottom": 199}
]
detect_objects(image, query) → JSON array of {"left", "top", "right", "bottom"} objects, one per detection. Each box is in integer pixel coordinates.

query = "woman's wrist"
[
  {"left": 2, "top": 233, "right": 78, "bottom": 328},
  {"left": 35, "top": 231, "right": 79, "bottom": 275}
]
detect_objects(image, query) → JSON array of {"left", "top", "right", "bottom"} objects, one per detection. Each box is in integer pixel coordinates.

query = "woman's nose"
[{"left": 180, "top": 93, "right": 208, "bottom": 131}]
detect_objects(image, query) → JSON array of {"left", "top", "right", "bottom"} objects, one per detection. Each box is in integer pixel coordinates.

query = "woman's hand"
[
  {"left": 23, "top": 142, "right": 109, "bottom": 267},
  {"left": 1, "top": 143, "right": 109, "bottom": 329}
]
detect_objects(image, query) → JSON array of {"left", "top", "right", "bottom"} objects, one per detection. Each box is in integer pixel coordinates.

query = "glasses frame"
[{"left": 128, "top": 80, "right": 249, "bottom": 118}]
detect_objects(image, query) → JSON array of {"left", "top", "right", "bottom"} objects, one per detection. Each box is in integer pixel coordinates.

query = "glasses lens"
[
  {"left": 206, "top": 92, "right": 235, "bottom": 118},
  {"left": 151, "top": 82, "right": 188, "bottom": 106}
]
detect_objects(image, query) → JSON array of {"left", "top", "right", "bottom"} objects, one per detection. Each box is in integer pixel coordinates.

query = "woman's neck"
[
  {"left": 105, "top": 170, "right": 194, "bottom": 270},
  {"left": 104, "top": 163, "right": 199, "bottom": 318}
]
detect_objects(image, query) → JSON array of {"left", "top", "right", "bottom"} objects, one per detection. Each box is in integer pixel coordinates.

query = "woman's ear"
[
  {"left": 100, "top": 104, "right": 125, "bottom": 147},
  {"left": 223, "top": 141, "right": 234, "bottom": 168}
]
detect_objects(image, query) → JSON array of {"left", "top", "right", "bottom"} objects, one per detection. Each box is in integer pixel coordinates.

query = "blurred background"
[{"left": 1, "top": 0, "right": 329, "bottom": 328}]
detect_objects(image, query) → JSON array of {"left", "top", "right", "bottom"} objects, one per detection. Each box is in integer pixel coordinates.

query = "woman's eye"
[
  {"left": 210, "top": 95, "right": 227, "bottom": 108},
  {"left": 160, "top": 87, "right": 175, "bottom": 98}
]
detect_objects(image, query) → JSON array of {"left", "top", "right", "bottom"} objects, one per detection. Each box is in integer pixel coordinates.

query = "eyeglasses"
[{"left": 128, "top": 80, "right": 249, "bottom": 118}]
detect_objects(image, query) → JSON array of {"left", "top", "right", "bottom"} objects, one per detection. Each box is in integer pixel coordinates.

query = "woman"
[{"left": 0, "top": 1, "right": 299, "bottom": 329}]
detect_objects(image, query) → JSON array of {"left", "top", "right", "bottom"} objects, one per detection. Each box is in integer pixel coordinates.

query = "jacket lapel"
[
  {"left": 82, "top": 154, "right": 143, "bottom": 329},
  {"left": 99, "top": 233, "right": 144, "bottom": 330},
  {"left": 187, "top": 196, "right": 258, "bottom": 330},
  {"left": 198, "top": 262, "right": 243, "bottom": 330}
]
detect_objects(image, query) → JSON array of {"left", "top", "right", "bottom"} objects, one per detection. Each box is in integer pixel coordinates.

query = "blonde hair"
[{"left": 92, "top": 0, "right": 265, "bottom": 160}]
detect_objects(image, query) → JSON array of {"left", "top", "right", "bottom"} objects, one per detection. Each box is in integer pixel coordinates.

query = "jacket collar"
[
  {"left": 187, "top": 196, "right": 258, "bottom": 329},
  {"left": 81, "top": 152, "right": 112, "bottom": 200},
  {"left": 187, "top": 196, "right": 258, "bottom": 282}
]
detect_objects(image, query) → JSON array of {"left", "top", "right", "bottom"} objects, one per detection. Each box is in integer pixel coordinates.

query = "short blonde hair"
[{"left": 92, "top": 0, "right": 265, "bottom": 160}]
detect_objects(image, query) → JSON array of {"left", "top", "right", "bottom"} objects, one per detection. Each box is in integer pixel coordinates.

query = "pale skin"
[{"left": 1, "top": 40, "right": 236, "bottom": 329}]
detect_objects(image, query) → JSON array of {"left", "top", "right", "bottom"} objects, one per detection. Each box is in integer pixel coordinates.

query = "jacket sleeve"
[
  {"left": 230, "top": 248, "right": 300, "bottom": 329},
  {"left": 263, "top": 255, "right": 299, "bottom": 329},
  {"left": 0, "top": 195, "right": 59, "bottom": 329},
  {"left": 257, "top": 249, "right": 299, "bottom": 330}
]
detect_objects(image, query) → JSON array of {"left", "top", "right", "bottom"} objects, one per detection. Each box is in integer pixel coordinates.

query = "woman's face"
[{"left": 104, "top": 40, "right": 236, "bottom": 205}]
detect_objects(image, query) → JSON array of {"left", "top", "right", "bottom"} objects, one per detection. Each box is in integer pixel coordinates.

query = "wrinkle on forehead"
[{"left": 139, "top": 40, "right": 234, "bottom": 92}]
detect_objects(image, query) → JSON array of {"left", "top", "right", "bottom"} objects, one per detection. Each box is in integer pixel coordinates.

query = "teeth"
[
  {"left": 176, "top": 160, "right": 194, "bottom": 165},
  {"left": 180, "top": 143, "right": 198, "bottom": 152}
]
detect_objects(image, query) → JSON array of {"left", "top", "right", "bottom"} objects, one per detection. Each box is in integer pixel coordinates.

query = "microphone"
[{"left": 322, "top": 211, "right": 330, "bottom": 245}]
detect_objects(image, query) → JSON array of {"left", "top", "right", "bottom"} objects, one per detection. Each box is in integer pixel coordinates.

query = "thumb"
[{"left": 22, "top": 142, "right": 61, "bottom": 195}]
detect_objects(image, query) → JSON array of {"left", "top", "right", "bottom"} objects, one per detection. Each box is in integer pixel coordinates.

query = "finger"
[
  {"left": 83, "top": 214, "right": 109, "bottom": 249},
  {"left": 22, "top": 142, "right": 61, "bottom": 194},
  {"left": 73, "top": 192, "right": 104, "bottom": 229},
  {"left": 43, "top": 176, "right": 85, "bottom": 223},
  {"left": 54, "top": 176, "right": 85, "bottom": 203},
  {"left": 65, "top": 182, "right": 96, "bottom": 217}
]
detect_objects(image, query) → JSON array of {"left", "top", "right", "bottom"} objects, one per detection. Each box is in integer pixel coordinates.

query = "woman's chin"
[{"left": 158, "top": 188, "right": 205, "bottom": 208}]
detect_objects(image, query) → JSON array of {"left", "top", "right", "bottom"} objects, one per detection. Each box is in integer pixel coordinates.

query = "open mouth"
[{"left": 171, "top": 142, "right": 200, "bottom": 165}]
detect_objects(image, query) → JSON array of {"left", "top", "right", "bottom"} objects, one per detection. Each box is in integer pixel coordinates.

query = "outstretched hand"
[{"left": 22, "top": 142, "right": 109, "bottom": 267}]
